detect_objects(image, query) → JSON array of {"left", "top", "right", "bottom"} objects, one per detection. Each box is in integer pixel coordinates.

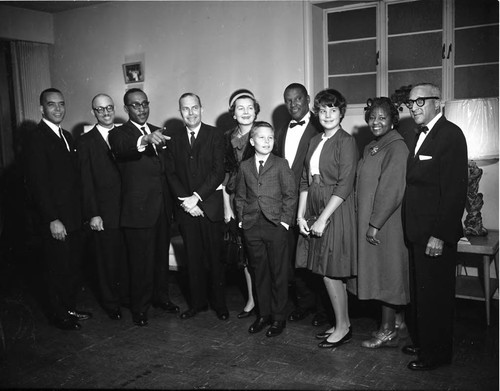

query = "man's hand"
[
  {"left": 366, "top": 226, "right": 380, "bottom": 246},
  {"left": 425, "top": 236, "right": 444, "bottom": 257},
  {"left": 187, "top": 205, "right": 204, "bottom": 217},
  {"left": 179, "top": 194, "right": 199, "bottom": 211},
  {"left": 90, "top": 216, "right": 104, "bottom": 231},
  {"left": 50, "top": 219, "right": 67, "bottom": 241},
  {"left": 142, "top": 129, "right": 170, "bottom": 147}
]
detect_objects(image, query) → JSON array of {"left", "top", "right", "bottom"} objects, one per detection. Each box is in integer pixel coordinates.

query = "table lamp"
[{"left": 445, "top": 97, "right": 499, "bottom": 236}]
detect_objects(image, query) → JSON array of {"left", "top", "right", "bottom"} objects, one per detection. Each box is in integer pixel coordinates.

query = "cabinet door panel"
[
  {"left": 328, "top": 74, "right": 376, "bottom": 105},
  {"left": 389, "top": 69, "right": 441, "bottom": 97},
  {"left": 455, "top": 0, "right": 498, "bottom": 28},
  {"left": 388, "top": 32, "right": 442, "bottom": 70},
  {"left": 455, "top": 26, "right": 499, "bottom": 65},
  {"left": 388, "top": 0, "right": 442, "bottom": 34},
  {"left": 328, "top": 40, "right": 377, "bottom": 74},
  {"left": 455, "top": 65, "right": 499, "bottom": 99},
  {"left": 327, "top": 7, "right": 376, "bottom": 41}
]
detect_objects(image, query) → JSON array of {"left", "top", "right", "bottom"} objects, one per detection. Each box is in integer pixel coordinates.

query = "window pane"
[
  {"left": 328, "top": 40, "right": 377, "bottom": 74},
  {"left": 388, "top": 69, "right": 442, "bottom": 97},
  {"left": 455, "top": 65, "right": 499, "bottom": 99},
  {"left": 328, "top": 7, "right": 376, "bottom": 41},
  {"left": 455, "top": 0, "right": 499, "bottom": 28},
  {"left": 328, "top": 74, "right": 376, "bottom": 105},
  {"left": 455, "top": 26, "right": 499, "bottom": 65},
  {"left": 388, "top": 0, "right": 442, "bottom": 35},
  {"left": 388, "top": 33, "right": 442, "bottom": 70}
]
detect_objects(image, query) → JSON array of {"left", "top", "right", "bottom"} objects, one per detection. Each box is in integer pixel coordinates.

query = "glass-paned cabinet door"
[
  {"left": 454, "top": 0, "right": 499, "bottom": 98},
  {"left": 387, "top": 0, "right": 443, "bottom": 96},
  {"left": 327, "top": 6, "right": 377, "bottom": 104}
]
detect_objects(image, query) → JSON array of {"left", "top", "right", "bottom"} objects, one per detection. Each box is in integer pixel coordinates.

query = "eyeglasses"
[
  {"left": 405, "top": 96, "right": 439, "bottom": 109},
  {"left": 126, "top": 101, "right": 150, "bottom": 110},
  {"left": 93, "top": 105, "right": 114, "bottom": 114}
]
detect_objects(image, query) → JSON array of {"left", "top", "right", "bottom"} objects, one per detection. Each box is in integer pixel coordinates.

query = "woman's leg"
[
  {"left": 379, "top": 304, "right": 396, "bottom": 332},
  {"left": 243, "top": 266, "right": 255, "bottom": 312},
  {"left": 324, "top": 277, "right": 350, "bottom": 342}
]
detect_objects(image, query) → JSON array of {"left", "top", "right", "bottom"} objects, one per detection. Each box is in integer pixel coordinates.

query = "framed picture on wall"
[{"left": 122, "top": 62, "right": 144, "bottom": 84}]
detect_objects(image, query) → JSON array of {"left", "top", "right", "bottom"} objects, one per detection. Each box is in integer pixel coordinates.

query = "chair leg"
[{"left": 483, "top": 255, "right": 491, "bottom": 326}]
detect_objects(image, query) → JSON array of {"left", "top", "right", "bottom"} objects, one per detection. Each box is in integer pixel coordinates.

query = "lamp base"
[{"left": 464, "top": 160, "right": 488, "bottom": 237}]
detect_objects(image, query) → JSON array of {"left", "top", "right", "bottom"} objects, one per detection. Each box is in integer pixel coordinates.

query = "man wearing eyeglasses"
[
  {"left": 76, "top": 94, "right": 126, "bottom": 321},
  {"left": 402, "top": 83, "right": 468, "bottom": 371},
  {"left": 25, "top": 88, "right": 91, "bottom": 330},
  {"left": 108, "top": 88, "right": 179, "bottom": 326},
  {"left": 165, "top": 93, "right": 228, "bottom": 321}
]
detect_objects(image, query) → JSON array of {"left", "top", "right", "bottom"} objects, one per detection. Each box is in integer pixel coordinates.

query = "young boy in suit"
[{"left": 235, "top": 121, "right": 297, "bottom": 337}]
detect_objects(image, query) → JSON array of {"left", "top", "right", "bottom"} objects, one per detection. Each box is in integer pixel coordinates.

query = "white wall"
[
  {"left": 50, "top": 1, "right": 307, "bottom": 133},
  {"left": 0, "top": 5, "right": 53, "bottom": 43}
]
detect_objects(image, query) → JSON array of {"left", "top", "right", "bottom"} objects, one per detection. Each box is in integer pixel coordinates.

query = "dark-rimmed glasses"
[
  {"left": 405, "top": 96, "right": 439, "bottom": 109},
  {"left": 127, "top": 101, "right": 150, "bottom": 110},
  {"left": 93, "top": 105, "right": 114, "bottom": 114}
]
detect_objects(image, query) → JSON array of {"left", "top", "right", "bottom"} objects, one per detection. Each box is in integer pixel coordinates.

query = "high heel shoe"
[
  {"left": 318, "top": 326, "right": 352, "bottom": 348},
  {"left": 237, "top": 308, "right": 254, "bottom": 319}
]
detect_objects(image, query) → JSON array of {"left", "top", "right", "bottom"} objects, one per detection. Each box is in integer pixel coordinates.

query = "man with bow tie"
[
  {"left": 76, "top": 94, "right": 126, "bottom": 321},
  {"left": 275, "top": 83, "right": 330, "bottom": 328},
  {"left": 403, "top": 83, "right": 468, "bottom": 371},
  {"left": 108, "top": 88, "right": 179, "bottom": 326},
  {"left": 25, "top": 88, "right": 91, "bottom": 330}
]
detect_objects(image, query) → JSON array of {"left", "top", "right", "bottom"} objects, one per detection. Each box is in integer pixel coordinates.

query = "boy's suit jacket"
[
  {"left": 165, "top": 123, "right": 225, "bottom": 222},
  {"left": 75, "top": 126, "right": 121, "bottom": 229},
  {"left": 108, "top": 120, "right": 171, "bottom": 228},
  {"left": 235, "top": 153, "right": 297, "bottom": 230},
  {"left": 404, "top": 115, "right": 468, "bottom": 245},
  {"left": 24, "top": 120, "right": 81, "bottom": 232}
]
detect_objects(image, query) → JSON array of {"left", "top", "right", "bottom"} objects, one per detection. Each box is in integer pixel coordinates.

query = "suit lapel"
[{"left": 260, "top": 153, "right": 275, "bottom": 177}]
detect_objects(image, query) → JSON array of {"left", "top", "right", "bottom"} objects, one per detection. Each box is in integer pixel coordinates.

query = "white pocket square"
[{"left": 419, "top": 155, "right": 432, "bottom": 160}]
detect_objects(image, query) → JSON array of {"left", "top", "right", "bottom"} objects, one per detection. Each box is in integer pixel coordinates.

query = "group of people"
[{"left": 24, "top": 81, "right": 468, "bottom": 372}]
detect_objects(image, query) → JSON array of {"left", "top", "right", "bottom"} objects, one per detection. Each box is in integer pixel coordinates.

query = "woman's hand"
[
  {"left": 310, "top": 218, "right": 327, "bottom": 237},
  {"left": 366, "top": 226, "right": 380, "bottom": 246},
  {"left": 297, "top": 217, "right": 310, "bottom": 236}
]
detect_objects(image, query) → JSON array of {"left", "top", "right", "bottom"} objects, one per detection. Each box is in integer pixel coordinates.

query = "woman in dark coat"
[
  {"left": 351, "top": 97, "right": 410, "bottom": 348},
  {"left": 296, "top": 89, "right": 358, "bottom": 349}
]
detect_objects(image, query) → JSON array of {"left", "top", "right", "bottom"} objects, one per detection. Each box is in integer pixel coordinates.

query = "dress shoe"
[
  {"left": 152, "top": 301, "right": 180, "bottom": 313},
  {"left": 53, "top": 317, "right": 81, "bottom": 331},
  {"left": 132, "top": 312, "right": 148, "bottom": 326},
  {"left": 248, "top": 316, "right": 271, "bottom": 334},
  {"left": 318, "top": 327, "right": 352, "bottom": 348},
  {"left": 105, "top": 309, "right": 122, "bottom": 320},
  {"left": 67, "top": 310, "right": 92, "bottom": 321},
  {"left": 311, "top": 312, "right": 329, "bottom": 327},
  {"left": 315, "top": 329, "right": 333, "bottom": 340},
  {"left": 371, "top": 320, "right": 409, "bottom": 338},
  {"left": 402, "top": 345, "right": 420, "bottom": 356},
  {"left": 237, "top": 308, "right": 254, "bottom": 319},
  {"left": 287, "top": 308, "right": 313, "bottom": 322},
  {"left": 216, "top": 310, "right": 229, "bottom": 321},
  {"left": 362, "top": 329, "right": 399, "bottom": 349},
  {"left": 266, "top": 320, "right": 286, "bottom": 337},
  {"left": 407, "top": 360, "right": 442, "bottom": 371}
]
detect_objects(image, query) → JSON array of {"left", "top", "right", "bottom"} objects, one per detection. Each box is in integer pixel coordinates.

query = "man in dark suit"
[
  {"left": 24, "top": 88, "right": 91, "bottom": 330},
  {"left": 108, "top": 88, "right": 179, "bottom": 326},
  {"left": 165, "top": 92, "right": 228, "bottom": 320},
  {"left": 275, "top": 83, "right": 328, "bottom": 327},
  {"left": 76, "top": 94, "right": 126, "bottom": 320},
  {"left": 403, "top": 83, "right": 468, "bottom": 371}
]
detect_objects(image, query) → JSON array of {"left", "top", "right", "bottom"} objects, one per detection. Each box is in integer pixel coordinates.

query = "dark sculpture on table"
[{"left": 464, "top": 160, "right": 488, "bottom": 236}]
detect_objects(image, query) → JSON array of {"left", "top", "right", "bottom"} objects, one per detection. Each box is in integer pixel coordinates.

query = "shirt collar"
[
  {"left": 255, "top": 153, "right": 270, "bottom": 166},
  {"left": 186, "top": 123, "right": 202, "bottom": 137},
  {"left": 425, "top": 112, "right": 442, "bottom": 132},
  {"left": 289, "top": 111, "right": 311, "bottom": 127},
  {"left": 42, "top": 118, "right": 60, "bottom": 134},
  {"left": 130, "top": 120, "right": 149, "bottom": 132}
]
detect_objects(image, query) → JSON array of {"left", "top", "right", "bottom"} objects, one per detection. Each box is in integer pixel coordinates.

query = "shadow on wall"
[{"left": 272, "top": 103, "right": 290, "bottom": 131}]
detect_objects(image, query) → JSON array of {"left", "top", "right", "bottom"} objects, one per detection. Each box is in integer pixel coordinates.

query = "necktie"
[
  {"left": 418, "top": 126, "right": 429, "bottom": 134},
  {"left": 258, "top": 160, "right": 264, "bottom": 176},
  {"left": 141, "top": 126, "right": 157, "bottom": 155},
  {"left": 58, "top": 127, "right": 69, "bottom": 151},
  {"left": 190, "top": 131, "right": 195, "bottom": 147},
  {"left": 140, "top": 126, "right": 148, "bottom": 136},
  {"left": 290, "top": 120, "right": 305, "bottom": 128}
]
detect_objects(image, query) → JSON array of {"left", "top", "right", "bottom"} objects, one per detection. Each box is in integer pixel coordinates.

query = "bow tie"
[
  {"left": 418, "top": 126, "right": 429, "bottom": 135},
  {"left": 290, "top": 120, "right": 305, "bottom": 128}
]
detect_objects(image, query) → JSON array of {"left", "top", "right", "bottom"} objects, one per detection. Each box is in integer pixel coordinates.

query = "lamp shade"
[{"left": 445, "top": 98, "right": 499, "bottom": 160}]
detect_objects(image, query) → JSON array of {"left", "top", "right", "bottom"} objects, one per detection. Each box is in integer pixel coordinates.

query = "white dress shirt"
[
  {"left": 414, "top": 112, "right": 442, "bottom": 155},
  {"left": 43, "top": 118, "right": 70, "bottom": 151},
  {"left": 284, "top": 112, "right": 310, "bottom": 169}
]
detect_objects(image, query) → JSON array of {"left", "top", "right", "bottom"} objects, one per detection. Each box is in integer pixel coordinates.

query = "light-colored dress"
[
  {"left": 296, "top": 128, "right": 358, "bottom": 279},
  {"left": 349, "top": 130, "right": 410, "bottom": 305}
]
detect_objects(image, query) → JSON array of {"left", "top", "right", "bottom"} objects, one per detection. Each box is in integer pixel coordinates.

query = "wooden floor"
[{"left": 0, "top": 254, "right": 498, "bottom": 390}]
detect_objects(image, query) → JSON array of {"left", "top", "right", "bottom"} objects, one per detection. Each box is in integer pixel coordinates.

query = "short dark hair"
[
  {"left": 364, "top": 97, "right": 400, "bottom": 130},
  {"left": 39, "top": 88, "right": 62, "bottom": 105},
  {"left": 228, "top": 89, "right": 260, "bottom": 117},
  {"left": 312, "top": 88, "right": 347, "bottom": 119},
  {"left": 123, "top": 88, "right": 145, "bottom": 105},
  {"left": 179, "top": 92, "right": 202, "bottom": 108},
  {"left": 284, "top": 83, "right": 308, "bottom": 99}
]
